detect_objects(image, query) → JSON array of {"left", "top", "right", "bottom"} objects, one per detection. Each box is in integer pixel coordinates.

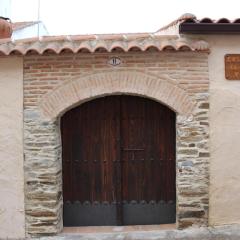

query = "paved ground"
[{"left": 29, "top": 225, "right": 240, "bottom": 240}]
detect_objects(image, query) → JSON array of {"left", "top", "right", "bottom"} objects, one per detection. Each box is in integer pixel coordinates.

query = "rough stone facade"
[
  {"left": 23, "top": 51, "right": 209, "bottom": 236},
  {"left": 24, "top": 110, "right": 62, "bottom": 235},
  {"left": 176, "top": 93, "right": 209, "bottom": 228}
]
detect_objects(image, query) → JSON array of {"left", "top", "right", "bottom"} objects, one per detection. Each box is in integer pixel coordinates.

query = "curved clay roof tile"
[
  {"left": 0, "top": 43, "right": 11, "bottom": 55},
  {"left": 92, "top": 41, "right": 109, "bottom": 52},
  {"left": 142, "top": 40, "right": 160, "bottom": 51},
  {"left": 158, "top": 39, "right": 176, "bottom": 51},
  {"left": 10, "top": 44, "right": 27, "bottom": 55},
  {"left": 76, "top": 41, "right": 93, "bottom": 53},
  {"left": 199, "top": 18, "right": 213, "bottom": 23},
  {"left": 127, "top": 41, "right": 144, "bottom": 51},
  {"left": 179, "top": 13, "right": 197, "bottom": 21},
  {"left": 233, "top": 18, "right": 240, "bottom": 23},
  {"left": 59, "top": 41, "right": 76, "bottom": 54},
  {"left": 192, "top": 40, "right": 209, "bottom": 51},
  {"left": 0, "top": 34, "right": 209, "bottom": 55},
  {"left": 26, "top": 41, "right": 44, "bottom": 54},
  {"left": 175, "top": 41, "right": 193, "bottom": 51},
  {"left": 109, "top": 41, "right": 128, "bottom": 52},
  {"left": 43, "top": 42, "right": 62, "bottom": 54},
  {"left": 217, "top": 18, "right": 231, "bottom": 23}
]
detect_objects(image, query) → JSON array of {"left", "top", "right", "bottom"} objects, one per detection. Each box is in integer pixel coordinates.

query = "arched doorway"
[{"left": 61, "top": 95, "right": 176, "bottom": 226}]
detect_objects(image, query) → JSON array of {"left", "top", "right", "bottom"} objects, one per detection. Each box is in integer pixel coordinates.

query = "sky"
[{"left": 3, "top": 0, "right": 240, "bottom": 35}]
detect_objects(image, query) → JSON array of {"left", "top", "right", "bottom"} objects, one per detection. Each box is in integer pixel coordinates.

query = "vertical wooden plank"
[{"left": 115, "top": 96, "right": 123, "bottom": 225}]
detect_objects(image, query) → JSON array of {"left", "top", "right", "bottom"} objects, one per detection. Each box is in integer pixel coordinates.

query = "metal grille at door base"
[{"left": 63, "top": 201, "right": 176, "bottom": 226}]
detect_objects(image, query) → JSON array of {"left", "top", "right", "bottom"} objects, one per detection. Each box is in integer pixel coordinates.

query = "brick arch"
[{"left": 39, "top": 71, "right": 196, "bottom": 120}]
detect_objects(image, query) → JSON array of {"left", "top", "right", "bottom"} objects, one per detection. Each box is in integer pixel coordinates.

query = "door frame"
[{"left": 61, "top": 95, "right": 176, "bottom": 227}]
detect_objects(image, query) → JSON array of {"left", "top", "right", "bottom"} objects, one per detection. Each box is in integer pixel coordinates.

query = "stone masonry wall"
[
  {"left": 23, "top": 51, "right": 209, "bottom": 235},
  {"left": 24, "top": 110, "right": 62, "bottom": 235},
  {"left": 177, "top": 93, "right": 209, "bottom": 228}
]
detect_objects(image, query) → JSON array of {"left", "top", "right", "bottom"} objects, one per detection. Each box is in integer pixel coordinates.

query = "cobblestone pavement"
[{"left": 28, "top": 225, "right": 240, "bottom": 240}]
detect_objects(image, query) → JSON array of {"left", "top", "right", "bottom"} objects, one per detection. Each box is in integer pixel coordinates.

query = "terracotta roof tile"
[
  {"left": 158, "top": 13, "right": 240, "bottom": 35},
  {"left": 158, "top": 13, "right": 196, "bottom": 31},
  {"left": 179, "top": 15, "right": 240, "bottom": 34},
  {"left": 183, "top": 17, "right": 240, "bottom": 24},
  {"left": 0, "top": 33, "right": 209, "bottom": 55}
]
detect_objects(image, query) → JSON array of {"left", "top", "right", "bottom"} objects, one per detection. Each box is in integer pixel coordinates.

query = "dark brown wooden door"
[{"left": 62, "top": 96, "right": 176, "bottom": 226}]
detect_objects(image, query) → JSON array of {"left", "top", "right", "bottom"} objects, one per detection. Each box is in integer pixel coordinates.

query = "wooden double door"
[{"left": 61, "top": 95, "right": 176, "bottom": 226}]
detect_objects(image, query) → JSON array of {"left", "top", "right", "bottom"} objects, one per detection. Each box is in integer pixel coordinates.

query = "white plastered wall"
[
  {"left": 207, "top": 36, "right": 240, "bottom": 225},
  {"left": 0, "top": 58, "right": 25, "bottom": 238},
  {"left": 0, "top": 35, "right": 240, "bottom": 236}
]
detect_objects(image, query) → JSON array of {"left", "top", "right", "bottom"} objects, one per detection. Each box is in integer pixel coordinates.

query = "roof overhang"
[
  {"left": 0, "top": 34, "right": 209, "bottom": 56},
  {"left": 180, "top": 23, "right": 240, "bottom": 34}
]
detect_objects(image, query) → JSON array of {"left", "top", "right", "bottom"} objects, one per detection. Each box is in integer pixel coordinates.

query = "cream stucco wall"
[
  {"left": 1, "top": 35, "right": 240, "bottom": 237},
  {"left": 206, "top": 36, "right": 240, "bottom": 225},
  {"left": 0, "top": 58, "right": 25, "bottom": 238}
]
